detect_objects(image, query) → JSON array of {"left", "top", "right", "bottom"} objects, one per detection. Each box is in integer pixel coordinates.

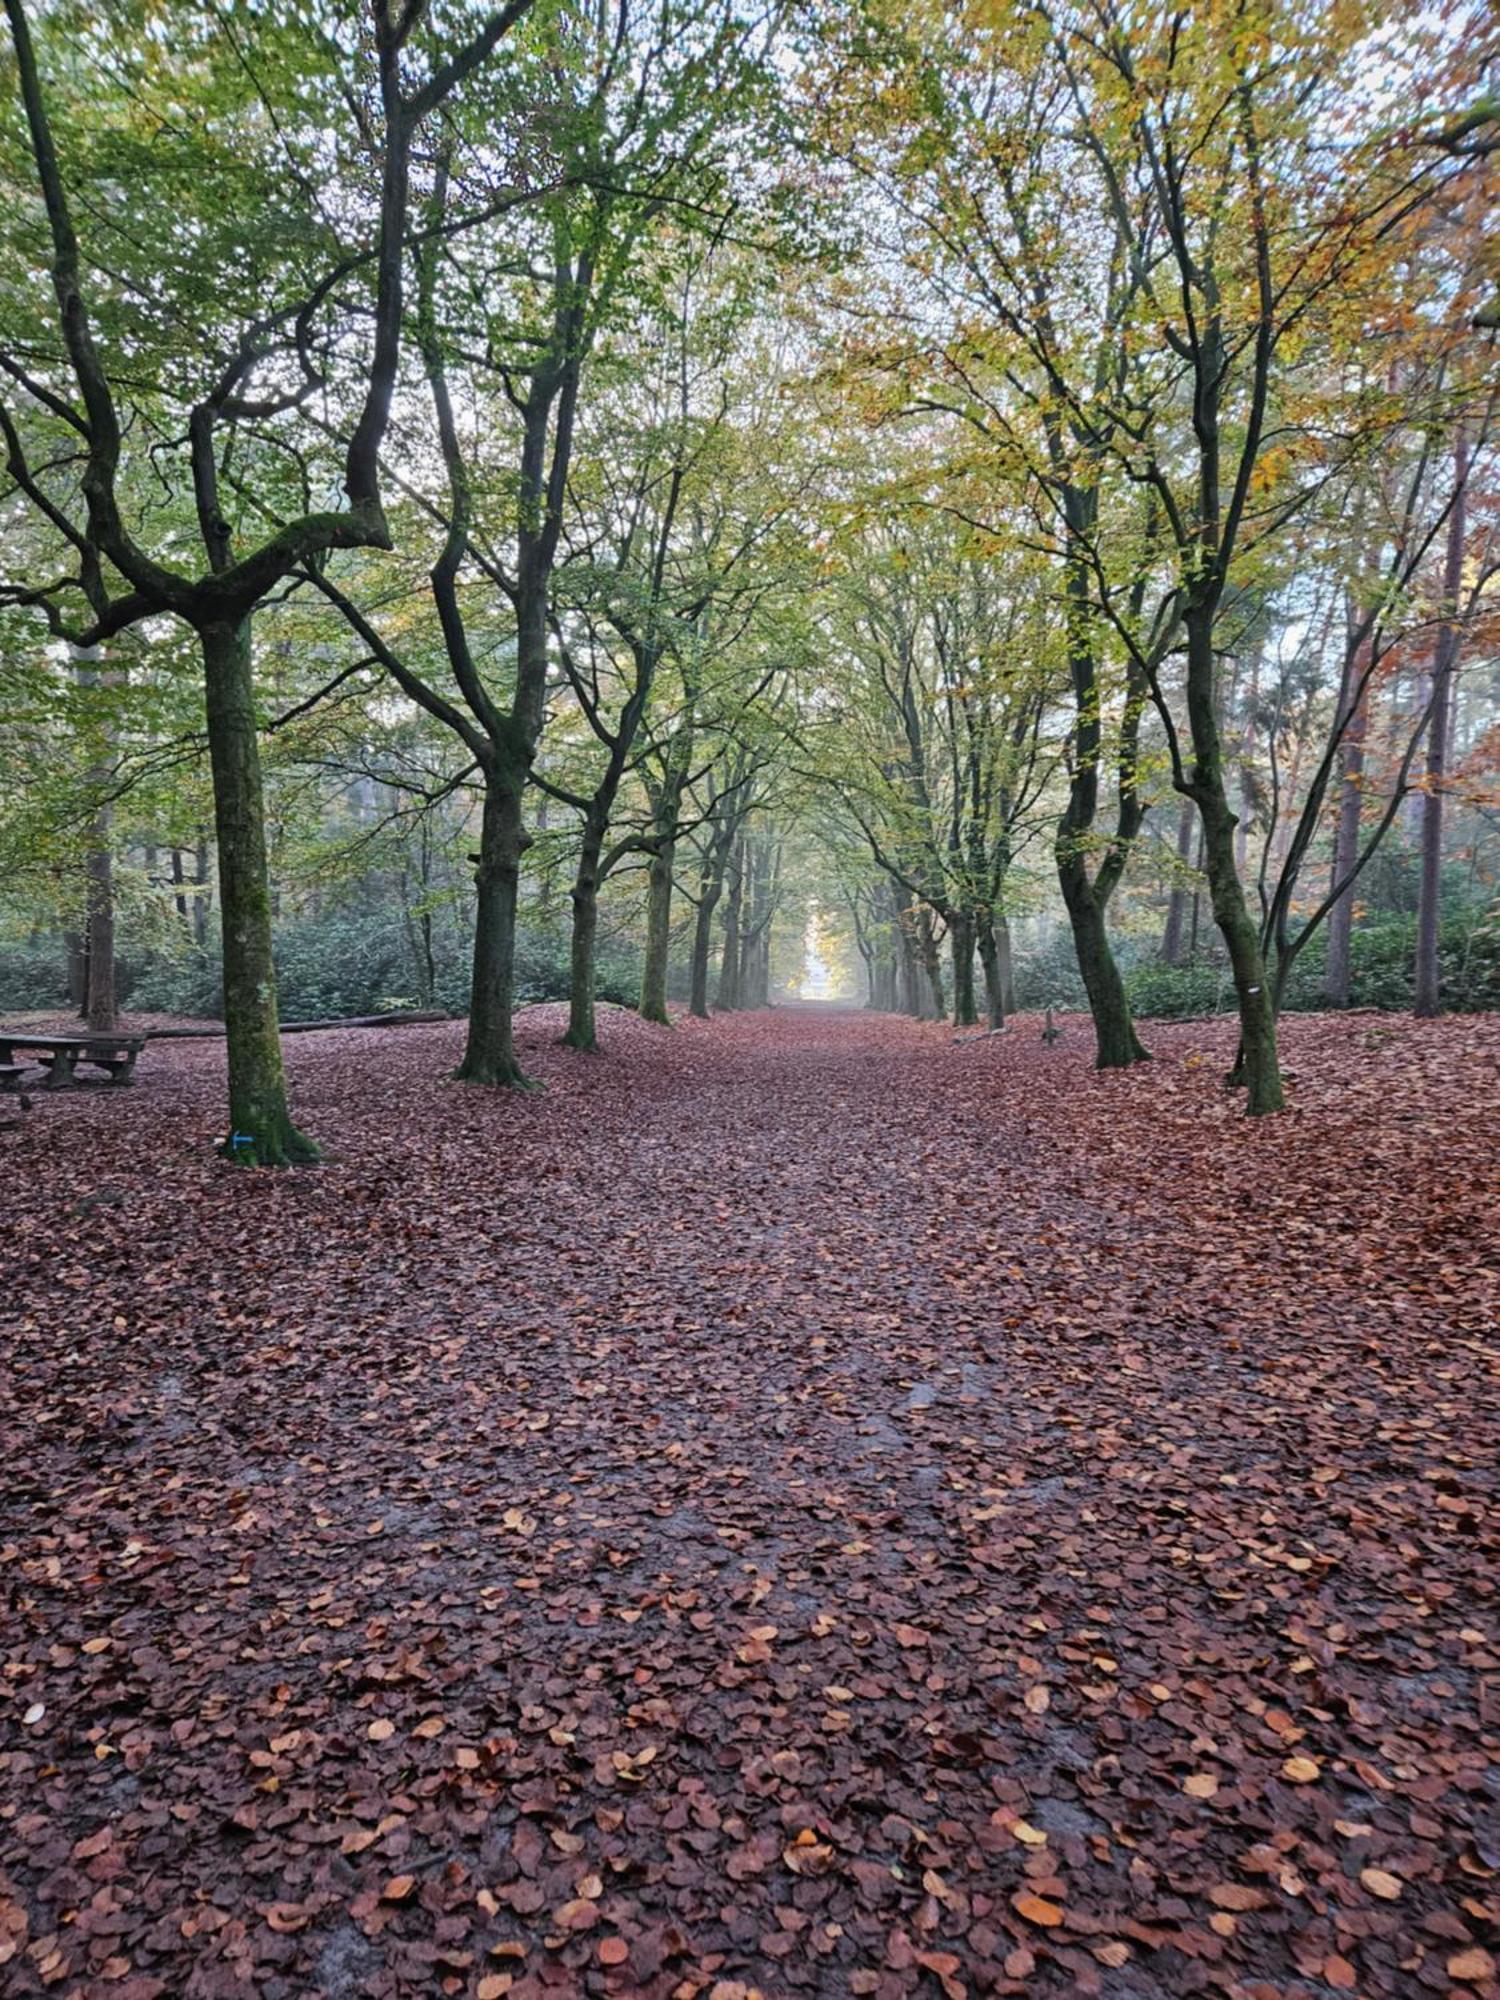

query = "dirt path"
[{"left": 2, "top": 1008, "right": 1496, "bottom": 1998}]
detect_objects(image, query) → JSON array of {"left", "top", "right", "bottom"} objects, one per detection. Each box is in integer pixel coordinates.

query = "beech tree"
[
  {"left": 315, "top": 0, "right": 779, "bottom": 1080},
  {"left": 0, "top": 0, "right": 532, "bottom": 1158}
]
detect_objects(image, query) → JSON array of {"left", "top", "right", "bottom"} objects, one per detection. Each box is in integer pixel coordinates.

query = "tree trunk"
[
  {"left": 735, "top": 841, "right": 759, "bottom": 1003},
  {"left": 1059, "top": 859, "right": 1148, "bottom": 1068},
  {"left": 689, "top": 869, "right": 723, "bottom": 1020},
  {"left": 564, "top": 813, "right": 607, "bottom": 1051},
  {"left": 457, "top": 769, "right": 531, "bottom": 1085},
  {"left": 66, "top": 931, "right": 86, "bottom": 1010},
  {"left": 83, "top": 831, "right": 116, "bottom": 1032},
  {"left": 874, "top": 940, "right": 898, "bottom": 1011},
  {"left": 950, "top": 911, "right": 978, "bottom": 1026},
  {"left": 1184, "top": 607, "right": 1283, "bottom": 1113},
  {"left": 72, "top": 643, "right": 118, "bottom": 1031},
  {"left": 976, "top": 917, "right": 1006, "bottom": 1031},
  {"left": 917, "top": 908, "right": 945, "bottom": 1021},
  {"left": 716, "top": 840, "right": 745, "bottom": 1011},
  {"left": 639, "top": 836, "right": 675, "bottom": 1026},
  {"left": 1161, "top": 799, "right": 1195, "bottom": 964},
  {"left": 892, "top": 892, "right": 928, "bottom": 1016},
  {"left": 200, "top": 616, "right": 315, "bottom": 1163},
  {"left": 170, "top": 847, "right": 189, "bottom": 925},
  {"left": 996, "top": 917, "right": 1016, "bottom": 1016},
  {"left": 1414, "top": 433, "right": 1469, "bottom": 1019},
  {"left": 193, "top": 837, "right": 210, "bottom": 952},
  {"left": 1324, "top": 622, "right": 1370, "bottom": 1008}
]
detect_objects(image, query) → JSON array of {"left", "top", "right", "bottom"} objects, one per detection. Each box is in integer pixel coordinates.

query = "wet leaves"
[{"left": 0, "top": 1005, "right": 1495, "bottom": 1997}]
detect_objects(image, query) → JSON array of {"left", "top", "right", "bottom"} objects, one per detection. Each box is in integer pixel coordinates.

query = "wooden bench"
[{"left": 0, "top": 1031, "right": 147, "bottom": 1088}]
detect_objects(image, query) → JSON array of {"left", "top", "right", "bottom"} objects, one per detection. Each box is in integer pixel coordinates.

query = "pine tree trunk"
[
  {"left": 200, "top": 616, "right": 315, "bottom": 1163},
  {"left": 457, "top": 770, "right": 531, "bottom": 1085}
]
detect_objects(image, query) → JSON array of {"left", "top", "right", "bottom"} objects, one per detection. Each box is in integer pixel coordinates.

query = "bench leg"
[{"left": 39, "top": 1052, "right": 78, "bottom": 1089}]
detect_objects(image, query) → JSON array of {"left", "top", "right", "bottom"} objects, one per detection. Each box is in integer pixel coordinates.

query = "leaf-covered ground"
[{"left": 2, "top": 1006, "right": 1497, "bottom": 2000}]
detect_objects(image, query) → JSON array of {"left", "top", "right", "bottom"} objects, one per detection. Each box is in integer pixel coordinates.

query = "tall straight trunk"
[
  {"left": 460, "top": 576, "right": 547, "bottom": 1082},
  {"left": 83, "top": 830, "right": 116, "bottom": 1031},
  {"left": 1324, "top": 620, "right": 1371, "bottom": 1007},
  {"left": 1414, "top": 434, "right": 1469, "bottom": 1018},
  {"left": 72, "top": 643, "right": 117, "bottom": 1031},
  {"left": 950, "top": 911, "right": 978, "bottom": 1026},
  {"left": 1184, "top": 607, "right": 1283, "bottom": 1113},
  {"left": 639, "top": 836, "right": 675, "bottom": 1026},
  {"left": 171, "top": 847, "right": 189, "bottom": 924},
  {"left": 564, "top": 812, "right": 607, "bottom": 1050},
  {"left": 716, "top": 840, "right": 744, "bottom": 1011},
  {"left": 996, "top": 917, "right": 1016, "bottom": 1016},
  {"left": 66, "top": 932, "right": 85, "bottom": 1010},
  {"left": 458, "top": 770, "right": 530, "bottom": 1084},
  {"left": 689, "top": 860, "right": 725, "bottom": 1020},
  {"left": 917, "top": 908, "right": 945, "bottom": 1021},
  {"left": 976, "top": 916, "right": 1006, "bottom": 1031},
  {"left": 740, "top": 932, "right": 766, "bottom": 1008},
  {"left": 1188, "top": 823, "right": 1205, "bottom": 958},
  {"left": 870, "top": 921, "right": 899, "bottom": 1012},
  {"left": 735, "top": 842, "right": 759, "bottom": 1001},
  {"left": 1234, "top": 645, "right": 1260, "bottom": 877},
  {"left": 1161, "top": 798, "right": 1196, "bottom": 964},
  {"left": 200, "top": 616, "right": 314, "bottom": 1163},
  {"left": 894, "top": 891, "right": 922, "bottom": 1017},
  {"left": 193, "top": 837, "right": 210, "bottom": 952}
]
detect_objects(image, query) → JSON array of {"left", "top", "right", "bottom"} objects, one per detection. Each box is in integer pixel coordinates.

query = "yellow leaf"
[
  {"left": 1012, "top": 1892, "right": 1064, "bottom": 1927},
  {"left": 1360, "top": 1867, "right": 1403, "bottom": 1900}
]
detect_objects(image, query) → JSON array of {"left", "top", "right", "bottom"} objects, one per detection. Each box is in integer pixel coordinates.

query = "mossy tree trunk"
[
  {"left": 563, "top": 809, "right": 608, "bottom": 1052},
  {"left": 639, "top": 834, "right": 676, "bottom": 1026},
  {"left": 200, "top": 617, "right": 315, "bottom": 1165},
  {"left": 458, "top": 765, "right": 531, "bottom": 1085}
]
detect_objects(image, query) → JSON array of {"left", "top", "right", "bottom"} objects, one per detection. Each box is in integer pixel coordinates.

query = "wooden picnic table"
[{"left": 0, "top": 1030, "right": 147, "bottom": 1088}]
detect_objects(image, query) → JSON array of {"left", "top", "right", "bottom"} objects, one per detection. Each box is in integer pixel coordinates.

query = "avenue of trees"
[{"left": 1, "top": 0, "right": 1496, "bottom": 1153}]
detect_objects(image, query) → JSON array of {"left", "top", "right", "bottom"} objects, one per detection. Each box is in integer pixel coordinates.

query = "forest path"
[{"left": 2, "top": 1006, "right": 1496, "bottom": 1999}]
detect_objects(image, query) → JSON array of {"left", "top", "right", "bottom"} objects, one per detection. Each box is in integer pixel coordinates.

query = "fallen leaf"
[
  {"left": 1012, "top": 1892, "right": 1064, "bottom": 1927},
  {"left": 1359, "top": 1867, "right": 1403, "bottom": 1901}
]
